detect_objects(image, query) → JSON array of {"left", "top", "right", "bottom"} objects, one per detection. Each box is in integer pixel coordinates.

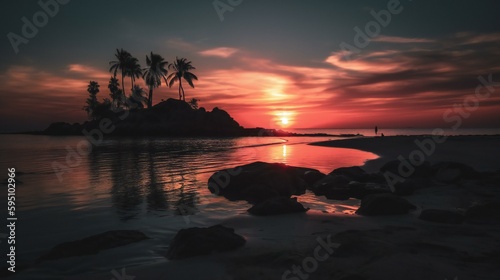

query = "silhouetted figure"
[
  {"left": 375, "top": 126, "right": 378, "bottom": 135},
  {"left": 381, "top": 133, "right": 384, "bottom": 137}
]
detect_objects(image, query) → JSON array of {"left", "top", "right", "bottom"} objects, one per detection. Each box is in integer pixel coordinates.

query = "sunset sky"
[{"left": 1, "top": 0, "right": 500, "bottom": 132}]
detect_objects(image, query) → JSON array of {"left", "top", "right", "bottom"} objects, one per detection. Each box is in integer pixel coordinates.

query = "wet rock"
[
  {"left": 419, "top": 209, "right": 464, "bottom": 224},
  {"left": 166, "top": 225, "right": 246, "bottom": 260},
  {"left": 311, "top": 174, "right": 351, "bottom": 200},
  {"left": 356, "top": 193, "right": 416, "bottom": 216},
  {"left": 38, "top": 230, "right": 149, "bottom": 261},
  {"left": 208, "top": 162, "right": 315, "bottom": 203},
  {"left": 330, "top": 166, "right": 369, "bottom": 181},
  {"left": 302, "top": 170, "right": 327, "bottom": 186},
  {"left": 348, "top": 181, "right": 391, "bottom": 199},
  {"left": 433, "top": 162, "right": 480, "bottom": 183},
  {"left": 247, "top": 197, "right": 309, "bottom": 216}
]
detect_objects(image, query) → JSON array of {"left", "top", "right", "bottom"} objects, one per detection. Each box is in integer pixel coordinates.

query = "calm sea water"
[{"left": 0, "top": 134, "right": 378, "bottom": 279}]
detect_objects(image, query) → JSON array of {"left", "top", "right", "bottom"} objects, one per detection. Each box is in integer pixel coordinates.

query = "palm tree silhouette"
[
  {"left": 126, "top": 56, "right": 142, "bottom": 91},
  {"left": 143, "top": 52, "right": 168, "bottom": 109},
  {"left": 167, "top": 57, "right": 198, "bottom": 101},
  {"left": 84, "top": 81, "right": 100, "bottom": 119},
  {"left": 109, "top": 48, "right": 132, "bottom": 96},
  {"left": 108, "top": 76, "right": 123, "bottom": 109}
]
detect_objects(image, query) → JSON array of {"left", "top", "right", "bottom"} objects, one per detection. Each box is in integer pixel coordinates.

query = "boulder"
[
  {"left": 432, "top": 162, "right": 480, "bottom": 183},
  {"left": 247, "top": 197, "right": 309, "bottom": 216},
  {"left": 419, "top": 209, "right": 464, "bottom": 224},
  {"left": 348, "top": 181, "right": 391, "bottom": 199},
  {"left": 207, "top": 162, "right": 316, "bottom": 203},
  {"left": 38, "top": 230, "right": 149, "bottom": 261},
  {"left": 302, "top": 170, "right": 327, "bottom": 186},
  {"left": 166, "top": 225, "right": 245, "bottom": 260},
  {"left": 330, "top": 166, "right": 369, "bottom": 181},
  {"left": 311, "top": 174, "right": 351, "bottom": 200},
  {"left": 356, "top": 193, "right": 416, "bottom": 216}
]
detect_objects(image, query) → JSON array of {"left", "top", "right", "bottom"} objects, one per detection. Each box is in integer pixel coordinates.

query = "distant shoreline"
[{"left": 310, "top": 134, "right": 500, "bottom": 172}]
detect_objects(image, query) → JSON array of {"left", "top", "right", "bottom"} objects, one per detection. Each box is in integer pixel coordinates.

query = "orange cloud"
[{"left": 199, "top": 47, "right": 238, "bottom": 58}]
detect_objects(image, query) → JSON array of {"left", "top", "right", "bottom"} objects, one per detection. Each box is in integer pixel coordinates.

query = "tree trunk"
[
  {"left": 178, "top": 78, "right": 183, "bottom": 100},
  {"left": 148, "top": 88, "right": 153, "bottom": 109},
  {"left": 121, "top": 70, "right": 126, "bottom": 97},
  {"left": 179, "top": 78, "right": 185, "bottom": 101}
]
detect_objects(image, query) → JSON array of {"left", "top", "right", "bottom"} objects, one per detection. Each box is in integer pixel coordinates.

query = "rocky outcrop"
[
  {"left": 44, "top": 99, "right": 244, "bottom": 137},
  {"left": 247, "top": 197, "right": 309, "bottom": 216},
  {"left": 166, "top": 225, "right": 245, "bottom": 260}
]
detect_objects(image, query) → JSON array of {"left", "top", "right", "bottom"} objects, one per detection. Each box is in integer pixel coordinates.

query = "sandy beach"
[{"left": 311, "top": 135, "right": 500, "bottom": 173}]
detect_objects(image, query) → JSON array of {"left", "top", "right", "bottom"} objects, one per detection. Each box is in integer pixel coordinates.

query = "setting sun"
[{"left": 281, "top": 117, "right": 289, "bottom": 125}]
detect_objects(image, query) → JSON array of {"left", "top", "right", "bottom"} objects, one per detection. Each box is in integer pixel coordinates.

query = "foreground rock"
[
  {"left": 419, "top": 209, "right": 464, "bottom": 224},
  {"left": 38, "top": 230, "right": 149, "bottom": 261},
  {"left": 166, "top": 225, "right": 245, "bottom": 260},
  {"left": 208, "top": 162, "right": 319, "bottom": 203},
  {"left": 247, "top": 197, "right": 309, "bottom": 216},
  {"left": 432, "top": 161, "right": 480, "bottom": 183},
  {"left": 356, "top": 193, "right": 416, "bottom": 216}
]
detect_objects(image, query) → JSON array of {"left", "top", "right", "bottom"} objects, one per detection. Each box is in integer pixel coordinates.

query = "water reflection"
[{"left": 83, "top": 137, "right": 378, "bottom": 220}]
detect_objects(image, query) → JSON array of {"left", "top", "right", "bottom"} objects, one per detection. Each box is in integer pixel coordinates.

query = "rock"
[
  {"left": 465, "top": 201, "right": 500, "bottom": 223},
  {"left": 166, "top": 225, "right": 245, "bottom": 260},
  {"left": 311, "top": 174, "right": 351, "bottom": 200},
  {"left": 208, "top": 162, "right": 315, "bottom": 203},
  {"left": 348, "top": 181, "right": 391, "bottom": 199},
  {"left": 247, "top": 197, "right": 309, "bottom": 216},
  {"left": 330, "top": 166, "right": 369, "bottom": 181},
  {"left": 38, "top": 230, "right": 149, "bottom": 261},
  {"left": 419, "top": 209, "right": 464, "bottom": 224},
  {"left": 433, "top": 162, "right": 480, "bottom": 183},
  {"left": 356, "top": 193, "right": 416, "bottom": 216},
  {"left": 302, "top": 170, "right": 326, "bottom": 186}
]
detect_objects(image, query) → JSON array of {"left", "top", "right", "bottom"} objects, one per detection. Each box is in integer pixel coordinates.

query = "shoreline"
[{"left": 310, "top": 135, "right": 500, "bottom": 173}]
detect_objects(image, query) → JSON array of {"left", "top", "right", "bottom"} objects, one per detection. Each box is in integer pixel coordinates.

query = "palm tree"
[
  {"left": 109, "top": 48, "right": 132, "bottom": 96},
  {"left": 129, "top": 85, "right": 148, "bottom": 109},
  {"left": 108, "top": 76, "right": 124, "bottom": 109},
  {"left": 143, "top": 52, "right": 168, "bottom": 108},
  {"left": 167, "top": 57, "right": 198, "bottom": 101},
  {"left": 83, "top": 81, "right": 100, "bottom": 119},
  {"left": 126, "top": 56, "right": 142, "bottom": 91}
]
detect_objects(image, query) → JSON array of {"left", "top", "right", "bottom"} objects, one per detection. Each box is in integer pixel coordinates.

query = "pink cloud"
[
  {"left": 372, "top": 35, "right": 434, "bottom": 43},
  {"left": 199, "top": 47, "right": 238, "bottom": 58}
]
